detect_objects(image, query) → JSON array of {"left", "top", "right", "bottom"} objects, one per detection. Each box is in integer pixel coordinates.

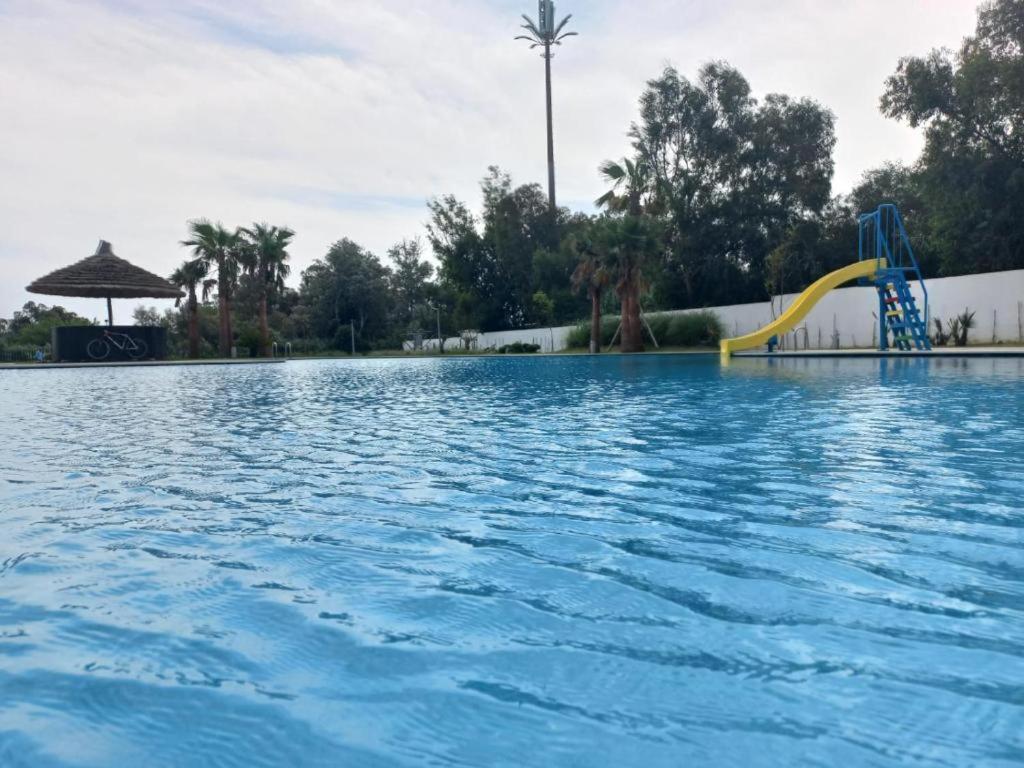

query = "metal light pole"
[
  {"left": 543, "top": 38, "right": 555, "bottom": 211},
  {"left": 516, "top": 1, "right": 577, "bottom": 212}
]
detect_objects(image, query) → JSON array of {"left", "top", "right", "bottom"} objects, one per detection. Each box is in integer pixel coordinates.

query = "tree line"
[
  {"left": 423, "top": 0, "right": 1022, "bottom": 352},
  {"left": 4, "top": 0, "right": 1020, "bottom": 358}
]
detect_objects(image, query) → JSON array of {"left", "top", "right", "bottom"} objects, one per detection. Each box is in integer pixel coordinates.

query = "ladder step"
[{"left": 885, "top": 310, "right": 902, "bottom": 317}]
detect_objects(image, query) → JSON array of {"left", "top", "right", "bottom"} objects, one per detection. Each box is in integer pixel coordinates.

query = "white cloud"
[{"left": 0, "top": 0, "right": 979, "bottom": 319}]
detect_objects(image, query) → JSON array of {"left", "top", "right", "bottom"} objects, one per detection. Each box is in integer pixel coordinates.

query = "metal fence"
[{"left": 0, "top": 349, "right": 36, "bottom": 363}]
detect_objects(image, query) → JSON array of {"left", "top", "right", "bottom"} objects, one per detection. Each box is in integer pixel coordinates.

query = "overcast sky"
[{"left": 0, "top": 0, "right": 980, "bottom": 321}]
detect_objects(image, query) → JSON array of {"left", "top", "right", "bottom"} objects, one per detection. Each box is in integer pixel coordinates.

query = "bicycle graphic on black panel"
[{"left": 86, "top": 330, "right": 149, "bottom": 361}]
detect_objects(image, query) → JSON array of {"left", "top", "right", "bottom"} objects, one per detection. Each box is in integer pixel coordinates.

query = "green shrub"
[
  {"left": 330, "top": 324, "right": 374, "bottom": 353},
  {"left": 236, "top": 322, "right": 262, "bottom": 357},
  {"left": 664, "top": 311, "right": 723, "bottom": 347},
  {"left": 566, "top": 311, "right": 722, "bottom": 349},
  {"left": 0, "top": 342, "right": 40, "bottom": 362},
  {"left": 286, "top": 338, "right": 330, "bottom": 356},
  {"left": 566, "top": 322, "right": 590, "bottom": 348},
  {"left": 566, "top": 318, "right": 618, "bottom": 349},
  {"left": 645, "top": 313, "right": 671, "bottom": 344},
  {"left": 953, "top": 309, "right": 976, "bottom": 346},
  {"left": 497, "top": 342, "right": 541, "bottom": 354},
  {"left": 932, "top": 318, "right": 952, "bottom": 346}
]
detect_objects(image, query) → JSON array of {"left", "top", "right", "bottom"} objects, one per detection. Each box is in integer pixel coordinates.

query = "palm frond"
[
  {"left": 237, "top": 221, "right": 294, "bottom": 287},
  {"left": 520, "top": 16, "right": 541, "bottom": 36},
  {"left": 598, "top": 160, "right": 627, "bottom": 181}
]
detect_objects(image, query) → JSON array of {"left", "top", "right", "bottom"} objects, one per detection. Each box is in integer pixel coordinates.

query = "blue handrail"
[{"left": 857, "top": 204, "right": 929, "bottom": 328}]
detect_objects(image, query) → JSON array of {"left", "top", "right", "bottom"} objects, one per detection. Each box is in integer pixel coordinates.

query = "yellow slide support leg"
[{"left": 720, "top": 259, "right": 887, "bottom": 356}]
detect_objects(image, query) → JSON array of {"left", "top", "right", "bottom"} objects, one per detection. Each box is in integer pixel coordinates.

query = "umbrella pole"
[{"left": 106, "top": 297, "right": 113, "bottom": 327}]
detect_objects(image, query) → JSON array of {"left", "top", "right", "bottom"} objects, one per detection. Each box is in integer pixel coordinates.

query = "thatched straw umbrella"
[{"left": 26, "top": 240, "right": 183, "bottom": 326}]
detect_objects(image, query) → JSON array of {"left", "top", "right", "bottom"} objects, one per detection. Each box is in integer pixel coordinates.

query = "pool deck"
[
  {"left": 4, "top": 347, "right": 1024, "bottom": 370},
  {"left": 735, "top": 346, "right": 1024, "bottom": 358},
  {"left": 0, "top": 358, "right": 287, "bottom": 370}
]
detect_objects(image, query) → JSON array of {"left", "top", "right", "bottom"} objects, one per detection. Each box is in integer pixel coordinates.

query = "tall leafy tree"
[
  {"left": 531, "top": 225, "right": 590, "bottom": 326},
  {"left": 239, "top": 223, "right": 294, "bottom": 357},
  {"left": 427, "top": 194, "right": 494, "bottom": 330},
  {"left": 181, "top": 220, "right": 241, "bottom": 357},
  {"left": 481, "top": 168, "right": 554, "bottom": 327},
  {"left": 299, "top": 239, "right": 393, "bottom": 349},
  {"left": 881, "top": 0, "right": 1024, "bottom": 275},
  {"left": 630, "top": 63, "right": 835, "bottom": 308},
  {"left": 428, "top": 167, "right": 559, "bottom": 332},
  {"left": 387, "top": 239, "right": 434, "bottom": 331},
  {"left": 3, "top": 302, "right": 92, "bottom": 347},
  {"left": 881, "top": 0, "right": 1024, "bottom": 166},
  {"left": 169, "top": 259, "right": 209, "bottom": 359},
  {"left": 131, "top": 306, "right": 163, "bottom": 326}
]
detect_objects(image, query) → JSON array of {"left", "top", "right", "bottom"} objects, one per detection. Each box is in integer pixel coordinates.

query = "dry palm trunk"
[
  {"left": 217, "top": 268, "right": 231, "bottom": 360},
  {"left": 187, "top": 288, "right": 200, "bottom": 359},
  {"left": 258, "top": 292, "right": 270, "bottom": 357},
  {"left": 218, "top": 290, "right": 231, "bottom": 357},
  {"left": 620, "top": 274, "right": 645, "bottom": 353},
  {"left": 216, "top": 260, "right": 234, "bottom": 358},
  {"left": 589, "top": 287, "right": 602, "bottom": 354}
]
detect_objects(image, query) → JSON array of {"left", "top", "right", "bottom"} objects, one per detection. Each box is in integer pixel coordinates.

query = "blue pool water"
[{"left": 1, "top": 355, "right": 1022, "bottom": 767}]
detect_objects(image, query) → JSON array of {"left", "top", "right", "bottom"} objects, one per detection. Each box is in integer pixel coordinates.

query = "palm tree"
[
  {"left": 571, "top": 233, "right": 611, "bottom": 354},
  {"left": 169, "top": 259, "right": 209, "bottom": 359},
  {"left": 596, "top": 158, "right": 658, "bottom": 353},
  {"left": 239, "top": 223, "right": 294, "bottom": 357},
  {"left": 515, "top": 2, "right": 578, "bottom": 211},
  {"left": 181, "top": 220, "right": 241, "bottom": 357},
  {"left": 595, "top": 158, "right": 656, "bottom": 216},
  {"left": 201, "top": 276, "right": 218, "bottom": 314},
  {"left": 614, "top": 217, "right": 662, "bottom": 353}
]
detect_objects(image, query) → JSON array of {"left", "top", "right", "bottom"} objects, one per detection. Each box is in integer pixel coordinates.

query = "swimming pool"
[{"left": 1, "top": 356, "right": 1022, "bottom": 766}]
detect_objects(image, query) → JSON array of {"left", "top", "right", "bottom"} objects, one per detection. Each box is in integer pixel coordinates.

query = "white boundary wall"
[{"left": 412, "top": 268, "right": 1024, "bottom": 352}]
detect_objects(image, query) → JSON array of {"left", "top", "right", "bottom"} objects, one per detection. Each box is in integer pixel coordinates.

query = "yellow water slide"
[{"left": 720, "top": 258, "right": 887, "bottom": 356}]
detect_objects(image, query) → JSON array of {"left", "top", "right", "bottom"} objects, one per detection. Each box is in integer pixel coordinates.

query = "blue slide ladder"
[{"left": 858, "top": 204, "right": 932, "bottom": 351}]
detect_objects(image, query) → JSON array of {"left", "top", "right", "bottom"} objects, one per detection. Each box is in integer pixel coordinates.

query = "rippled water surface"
[{"left": 1, "top": 355, "right": 1023, "bottom": 767}]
